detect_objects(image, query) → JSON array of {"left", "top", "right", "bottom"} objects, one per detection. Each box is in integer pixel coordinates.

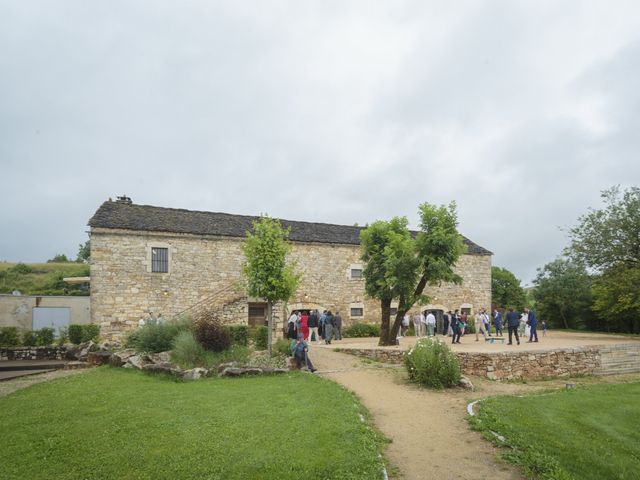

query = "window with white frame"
[
  {"left": 349, "top": 263, "right": 364, "bottom": 279},
  {"left": 350, "top": 307, "right": 364, "bottom": 317}
]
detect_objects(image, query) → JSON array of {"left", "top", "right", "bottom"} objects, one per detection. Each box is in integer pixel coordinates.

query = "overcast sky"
[{"left": 1, "top": 1, "right": 639, "bottom": 285}]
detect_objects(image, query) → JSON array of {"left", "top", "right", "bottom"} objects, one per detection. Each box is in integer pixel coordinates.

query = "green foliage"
[
  {"left": 193, "top": 311, "right": 231, "bottom": 352},
  {"left": 131, "top": 322, "right": 189, "bottom": 353},
  {"left": 254, "top": 326, "right": 268, "bottom": 350},
  {"left": 206, "top": 345, "right": 251, "bottom": 367},
  {"left": 36, "top": 327, "right": 55, "bottom": 346},
  {"left": 170, "top": 331, "right": 207, "bottom": 368},
  {"left": 0, "top": 368, "right": 386, "bottom": 479},
  {"left": 0, "top": 327, "right": 20, "bottom": 346},
  {"left": 592, "top": 265, "right": 640, "bottom": 333},
  {"left": 56, "top": 327, "right": 68, "bottom": 346},
  {"left": 343, "top": 323, "right": 381, "bottom": 338},
  {"left": 491, "top": 266, "right": 526, "bottom": 310},
  {"left": 567, "top": 186, "right": 640, "bottom": 272},
  {"left": 273, "top": 338, "right": 291, "bottom": 356},
  {"left": 22, "top": 330, "right": 37, "bottom": 346},
  {"left": 68, "top": 324, "right": 84, "bottom": 344},
  {"left": 470, "top": 382, "right": 640, "bottom": 480},
  {"left": 404, "top": 338, "right": 461, "bottom": 389},
  {"left": 0, "top": 262, "right": 89, "bottom": 295},
  {"left": 81, "top": 324, "right": 100, "bottom": 343},
  {"left": 228, "top": 325, "right": 249, "bottom": 346},
  {"left": 533, "top": 258, "right": 595, "bottom": 330},
  {"left": 47, "top": 254, "right": 71, "bottom": 263},
  {"left": 76, "top": 239, "right": 90, "bottom": 263},
  {"left": 360, "top": 202, "right": 466, "bottom": 345}
]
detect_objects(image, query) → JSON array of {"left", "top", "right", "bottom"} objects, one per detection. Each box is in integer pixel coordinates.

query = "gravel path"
[{"left": 0, "top": 369, "right": 87, "bottom": 398}]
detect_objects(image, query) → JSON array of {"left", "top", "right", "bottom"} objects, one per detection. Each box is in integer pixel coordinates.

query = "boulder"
[
  {"left": 148, "top": 351, "right": 171, "bottom": 364},
  {"left": 126, "top": 354, "right": 151, "bottom": 370},
  {"left": 459, "top": 376, "right": 475, "bottom": 391},
  {"left": 87, "top": 351, "right": 113, "bottom": 366},
  {"left": 109, "top": 348, "right": 138, "bottom": 367},
  {"left": 65, "top": 361, "right": 91, "bottom": 370},
  {"left": 99, "top": 341, "right": 121, "bottom": 351},
  {"left": 65, "top": 345, "right": 82, "bottom": 361},
  {"left": 142, "top": 363, "right": 181, "bottom": 376},
  {"left": 219, "top": 367, "right": 280, "bottom": 377},
  {"left": 217, "top": 362, "right": 238, "bottom": 373},
  {"left": 78, "top": 341, "right": 96, "bottom": 361},
  {"left": 182, "top": 368, "right": 209, "bottom": 380}
]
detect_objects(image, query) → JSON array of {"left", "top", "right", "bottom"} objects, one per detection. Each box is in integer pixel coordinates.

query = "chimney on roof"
[{"left": 116, "top": 195, "right": 132, "bottom": 205}]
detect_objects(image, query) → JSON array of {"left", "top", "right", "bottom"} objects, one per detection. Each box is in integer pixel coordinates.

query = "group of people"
[
  {"left": 138, "top": 311, "right": 165, "bottom": 328},
  {"left": 401, "top": 308, "right": 546, "bottom": 345},
  {"left": 286, "top": 309, "right": 342, "bottom": 345}
]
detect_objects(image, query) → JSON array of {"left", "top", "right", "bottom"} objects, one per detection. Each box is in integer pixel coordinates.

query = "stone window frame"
[
  {"left": 349, "top": 302, "right": 364, "bottom": 318},
  {"left": 348, "top": 263, "right": 364, "bottom": 280},
  {"left": 146, "top": 242, "right": 172, "bottom": 274}
]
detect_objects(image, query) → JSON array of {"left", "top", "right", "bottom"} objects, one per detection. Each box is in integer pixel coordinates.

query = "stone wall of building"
[{"left": 90, "top": 228, "right": 491, "bottom": 341}]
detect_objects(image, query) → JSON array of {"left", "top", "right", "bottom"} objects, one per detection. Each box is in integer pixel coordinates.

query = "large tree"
[
  {"left": 532, "top": 258, "right": 594, "bottom": 330},
  {"left": 360, "top": 202, "right": 466, "bottom": 346},
  {"left": 592, "top": 264, "right": 640, "bottom": 333},
  {"left": 241, "top": 216, "right": 301, "bottom": 354},
  {"left": 491, "top": 266, "right": 526, "bottom": 310}
]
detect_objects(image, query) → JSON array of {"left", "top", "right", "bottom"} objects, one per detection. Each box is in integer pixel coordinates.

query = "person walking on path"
[
  {"left": 451, "top": 312, "right": 462, "bottom": 344},
  {"left": 412, "top": 312, "right": 423, "bottom": 337},
  {"left": 459, "top": 311, "right": 468, "bottom": 336},
  {"left": 425, "top": 311, "right": 436, "bottom": 337},
  {"left": 474, "top": 311, "right": 489, "bottom": 341},
  {"left": 506, "top": 308, "right": 521, "bottom": 345},
  {"left": 542, "top": 320, "right": 547, "bottom": 337},
  {"left": 421, "top": 311, "right": 430, "bottom": 337},
  {"left": 333, "top": 311, "right": 343, "bottom": 340},
  {"left": 401, "top": 314, "right": 410, "bottom": 336},
  {"left": 308, "top": 310, "right": 320, "bottom": 344},
  {"left": 287, "top": 311, "right": 298, "bottom": 340},
  {"left": 519, "top": 311, "right": 528, "bottom": 339},
  {"left": 299, "top": 311, "right": 309, "bottom": 342},
  {"left": 319, "top": 310, "right": 327, "bottom": 340},
  {"left": 290, "top": 335, "right": 316, "bottom": 372},
  {"left": 493, "top": 309, "right": 503, "bottom": 337},
  {"left": 324, "top": 311, "right": 335, "bottom": 344},
  {"left": 525, "top": 307, "right": 539, "bottom": 342},
  {"left": 483, "top": 310, "right": 492, "bottom": 336}
]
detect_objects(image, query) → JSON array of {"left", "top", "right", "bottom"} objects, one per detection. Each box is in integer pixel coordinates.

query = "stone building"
[{"left": 88, "top": 198, "right": 492, "bottom": 341}]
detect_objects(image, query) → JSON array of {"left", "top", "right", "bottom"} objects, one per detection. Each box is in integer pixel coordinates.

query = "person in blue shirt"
[
  {"left": 505, "top": 308, "right": 521, "bottom": 345},
  {"left": 493, "top": 309, "right": 503, "bottom": 337},
  {"left": 290, "top": 334, "right": 317, "bottom": 372},
  {"left": 525, "top": 307, "right": 539, "bottom": 342}
]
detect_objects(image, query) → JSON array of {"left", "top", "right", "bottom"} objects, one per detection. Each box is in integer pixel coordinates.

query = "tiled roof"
[{"left": 88, "top": 200, "right": 492, "bottom": 255}]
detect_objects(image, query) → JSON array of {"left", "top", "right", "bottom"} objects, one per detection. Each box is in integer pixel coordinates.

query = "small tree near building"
[
  {"left": 360, "top": 202, "right": 467, "bottom": 346},
  {"left": 241, "top": 216, "right": 301, "bottom": 355}
]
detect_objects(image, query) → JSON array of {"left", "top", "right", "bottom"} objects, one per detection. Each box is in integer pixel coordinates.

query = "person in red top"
[{"left": 300, "top": 311, "right": 310, "bottom": 342}]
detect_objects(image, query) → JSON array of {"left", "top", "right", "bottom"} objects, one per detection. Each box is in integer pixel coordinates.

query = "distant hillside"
[{"left": 0, "top": 262, "right": 90, "bottom": 296}]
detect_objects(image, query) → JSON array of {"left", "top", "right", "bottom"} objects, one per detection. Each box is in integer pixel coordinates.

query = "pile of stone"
[{"left": 108, "top": 349, "right": 288, "bottom": 380}]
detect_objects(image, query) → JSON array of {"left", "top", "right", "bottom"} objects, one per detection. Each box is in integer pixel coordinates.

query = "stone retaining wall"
[
  {"left": 0, "top": 346, "right": 67, "bottom": 361},
  {"left": 336, "top": 343, "right": 640, "bottom": 380}
]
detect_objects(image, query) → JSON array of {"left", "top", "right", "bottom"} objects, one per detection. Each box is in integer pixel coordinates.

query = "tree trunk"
[
  {"left": 378, "top": 298, "right": 393, "bottom": 346},
  {"left": 560, "top": 309, "right": 569, "bottom": 329},
  {"left": 267, "top": 301, "right": 273, "bottom": 356}
]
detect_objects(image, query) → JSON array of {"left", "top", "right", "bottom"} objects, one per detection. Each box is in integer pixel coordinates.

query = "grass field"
[
  {"left": 0, "top": 262, "right": 89, "bottom": 295},
  {"left": 470, "top": 382, "right": 640, "bottom": 480},
  {"left": 0, "top": 368, "right": 386, "bottom": 480}
]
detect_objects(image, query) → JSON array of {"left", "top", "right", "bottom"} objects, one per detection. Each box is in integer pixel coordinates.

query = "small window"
[
  {"left": 151, "top": 247, "right": 169, "bottom": 273},
  {"left": 350, "top": 268, "right": 363, "bottom": 279},
  {"left": 350, "top": 307, "right": 364, "bottom": 317},
  {"left": 248, "top": 306, "right": 266, "bottom": 316},
  {"left": 390, "top": 308, "right": 398, "bottom": 316}
]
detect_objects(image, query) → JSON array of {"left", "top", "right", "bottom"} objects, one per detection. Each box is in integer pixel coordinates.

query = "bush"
[
  {"left": 81, "top": 324, "right": 100, "bottom": 343},
  {"left": 68, "top": 324, "right": 84, "bottom": 344},
  {"left": 274, "top": 338, "right": 291, "bottom": 357},
  {"left": 206, "top": 344, "right": 250, "bottom": 367},
  {"left": 343, "top": 323, "right": 381, "bottom": 338},
  {"left": 228, "top": 325, "right": 249, "bottom": 346},
  {"left": 11, "top": 262, "right": 32, "bottom": 274},
  {"left": 56, "top": 327, "right": 68, "bottom": 346},
  {"left": 193, "top": 310, "right": 231, "bottom": 352},
  {"left": 36, "top": 328, "right": 55, "bottom": 346},
  {"left": 0, "top": 327, "right": 20, "bottom": 346},
  {"left": 22, "top": 330, "right": 37, "bottom": 346},
  {"left": 404, "top": 338, "right": 461, "bottom": 389},
  {"left": 132, "top": 322, "right": 189, "bottom": 353},
  {"left": 254, "top": 326, "right": 268, "bottom": 350},
  {"left": 171, "top": 331, "right": 207, "bottom": 369}
]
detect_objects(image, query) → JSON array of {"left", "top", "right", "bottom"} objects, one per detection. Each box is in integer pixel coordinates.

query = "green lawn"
[
  {"left": 0, "top": 368, "right": 386, "bottom": 479},
  {"left": 470, "top": 382, "right": 640, "bottom": 480}
]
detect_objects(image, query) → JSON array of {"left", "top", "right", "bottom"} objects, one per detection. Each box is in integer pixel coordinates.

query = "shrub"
[
  {"left": 81, "top": 324, "right": 100, "bottom": 343},
  {"left": 68, "top": 324, "right": 84, "bottom": 344},
  {"left": 133, "top": 322, "right": 189, "bottom": 353},
  {"left": 206, "top": 344, "right": 250, "bottom": 367},
  {"left": 404, "top": 338, "right": 461, "bottom": 389},
  {"left": 0, "top": 327, "right": 20, "bottom": 346},
  {"left": 343, "top": 323, "right": 381, "bottom": 338},
  {"left": 254, "top": 326, "right": 268, "bottom": 350},
  {"left": 193, "top": 310, "right": 231, "bottom": 352},
  {"left": 124, "top": 329, "right": 141, "bottom": 349},
  {"left": 171, "top": 331, "right": 207, "bottom": 369},
  {"left": 22, "top": 330, "right": 37, "bottom": 346},
  {"left": 56, "top": 327, "right": 68, "bottom": 346},
  {"left": 228, "top": 325, "right": 249, "bottom": 346},
  {"left": 11, "top": 262, "right": 32, "bottom": 274},
  {"left": 274, "top": 338, "right": 291, "bottom": 357},
  {"left": 36, "top": 328, "right": 55, "bottom": 346}
]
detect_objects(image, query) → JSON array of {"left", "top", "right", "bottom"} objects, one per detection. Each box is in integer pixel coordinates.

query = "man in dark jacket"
[
  {"left": 505, "top": 308, "right": 521, "bottom": 345},
  {"left": 333, "top": 311, "right": 343, "bottom": 340},
  {"left": 308, "top": 310, "right": 320, "bottom": 344},
  {"left": 525, "top": 308, "right": 539, "bottom": 342},
  {"left": 442, "top": 311, "right": 450, "bottom": 336}
]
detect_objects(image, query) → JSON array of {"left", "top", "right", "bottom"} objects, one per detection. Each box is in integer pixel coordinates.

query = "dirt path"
[
  {"left": 0, "top": 369, "right": 86, "bottom": 398},
  {"left": 311, "top": 345, "right": 528, "bottom": 480}
]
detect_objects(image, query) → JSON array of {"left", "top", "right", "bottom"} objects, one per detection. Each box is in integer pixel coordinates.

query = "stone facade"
[{"left": 90, "top": 227, "right": 491, "bottom": 342}]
